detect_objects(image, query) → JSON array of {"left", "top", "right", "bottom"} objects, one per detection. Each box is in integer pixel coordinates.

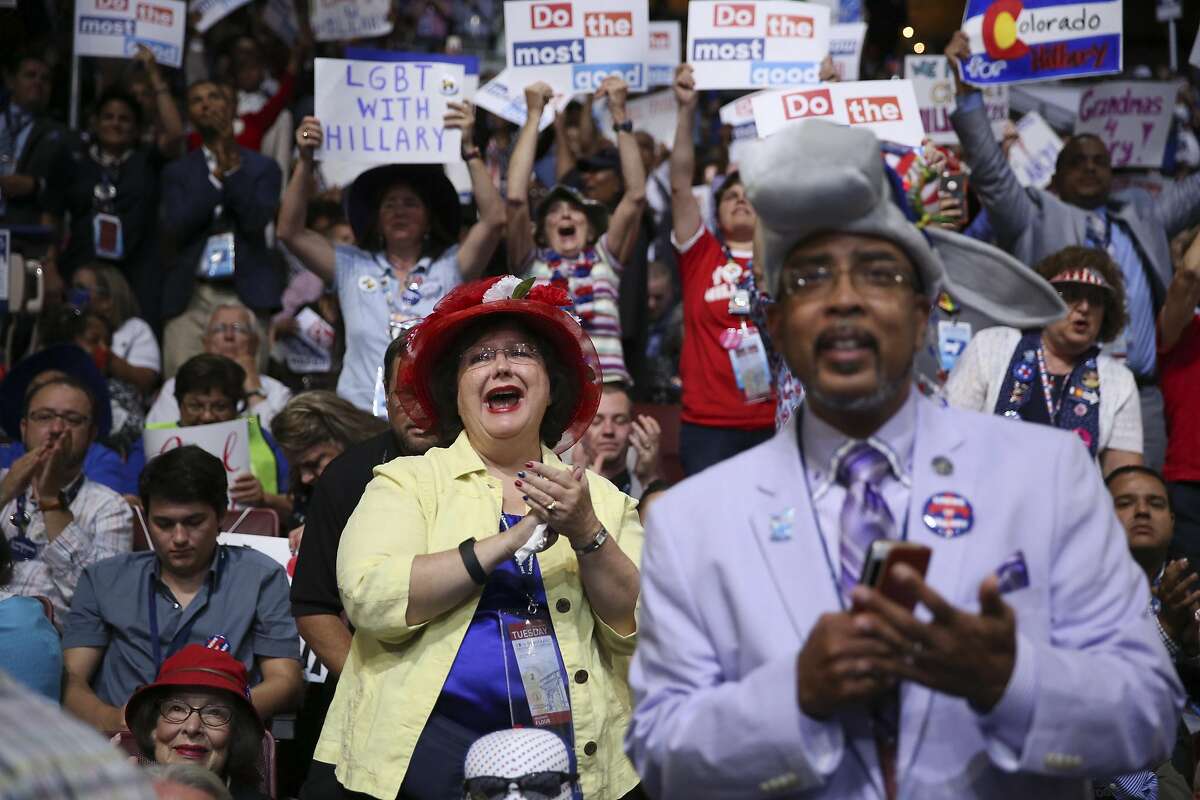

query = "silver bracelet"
[{"left": 573, "top": 525, "right": 608, "bottom": 556}]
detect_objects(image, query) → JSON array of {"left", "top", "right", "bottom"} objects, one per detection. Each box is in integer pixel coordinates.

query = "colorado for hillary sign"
[
  {"left": 960, "top": 0, "right": 1122, "bottom": 85},
  {"left": 905, "top": 55, "right": 1009, "bottom": 145},
  {"left": 685, "top": 0, "right": 831, "bottom": 90},
  {"left": 313, "top": 58, "right": 464, "bottom": 164},
  {"left": 503, "top": 0, "right": 651, "bottom": 94},
  {"left": 73, "top": 0, "right": 186, "bottom": 68},
  {"left": 750, "top": 80, "right": 925, "bottom": 147}
]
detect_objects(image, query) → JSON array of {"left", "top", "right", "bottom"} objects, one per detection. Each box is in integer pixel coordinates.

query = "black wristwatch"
[{"left": 612, "top": 120, "right": 633, "bottom": 134}]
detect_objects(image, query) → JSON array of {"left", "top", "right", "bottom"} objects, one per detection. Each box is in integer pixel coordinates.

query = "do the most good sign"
[
  {"left": 74, "top": 0, "right": 186, "bottom": 68},
  {"left": 960, "top": 0, "right": 1122, "bottom": 85},
  {"left": 314, "top": 58, "right": 464, "bottom": 164},
  {"left": 685, "top": 0, "right": 831, "bottom": 90},
  {"left": 751, "top": 79, "right": 925, "bottom": 147},
  {"left": 503, "top": 0, "right": 651, "bottom": 94}
]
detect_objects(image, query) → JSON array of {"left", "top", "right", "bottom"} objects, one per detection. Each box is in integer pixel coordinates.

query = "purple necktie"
[
  {"left": 835, "top": 442, "right": 900, "bottom": 799},
  {"left": 836, "top": 442, "right": 897, "bottom": 605}
]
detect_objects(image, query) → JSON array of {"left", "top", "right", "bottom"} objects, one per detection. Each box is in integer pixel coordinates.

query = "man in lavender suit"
[{"left": 625, "top": 119, "right": 1183, "bottom": 799}]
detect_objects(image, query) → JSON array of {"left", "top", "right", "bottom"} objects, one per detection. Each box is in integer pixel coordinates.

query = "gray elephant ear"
[{"left": 926, "top": 227, "right": 1067, "bottom": 329}]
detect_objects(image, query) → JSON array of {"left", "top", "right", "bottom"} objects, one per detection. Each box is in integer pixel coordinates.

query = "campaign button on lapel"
[
  {"left": 922, "top": 492, "right": 974, "bottom": 539},
  {"left": 931, "top": 456, "right": 953, "bottom": 476}
]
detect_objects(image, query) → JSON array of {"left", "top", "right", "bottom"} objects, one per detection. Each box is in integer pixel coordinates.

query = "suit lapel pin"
[
  {"left": 769, "top": 508, "right": 795, "bottom": 542},
  {"left": 931, "top": 456, "right": 953, "bottom": 476}
]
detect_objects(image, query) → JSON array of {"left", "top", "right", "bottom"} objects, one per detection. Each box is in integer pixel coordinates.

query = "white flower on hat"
[{"left": 483, "top": 275, "right": 525, "bottom": 303}]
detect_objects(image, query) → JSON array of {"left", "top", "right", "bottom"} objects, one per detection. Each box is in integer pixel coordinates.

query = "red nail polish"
[
  {"left": 514, "top": 479, "right": 522, "bottom": 487},
  {"left": 525, "top": 461, "right": 534, "bottom": 468}
]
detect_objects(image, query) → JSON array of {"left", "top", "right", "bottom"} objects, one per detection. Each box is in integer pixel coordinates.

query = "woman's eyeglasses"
[
  {"left": 460, "top": 343, "right": 541, "bottom": 369},
  {"left": 464, "top": 771, "right": 576, "bottom": 800},
  {"left": 157, "top": 699, "right": 233, "bottom": 728}
]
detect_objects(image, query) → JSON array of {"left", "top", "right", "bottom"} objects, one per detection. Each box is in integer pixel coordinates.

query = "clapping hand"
[
  {"left": 516, "top": 462, "right": 601, "bottom": 549},
  {"left": 1155, "top": 558, "right": 1200, "bottom": 655},
  {"left": 630, "top": 415, "right": 661, "bottom": 485}
]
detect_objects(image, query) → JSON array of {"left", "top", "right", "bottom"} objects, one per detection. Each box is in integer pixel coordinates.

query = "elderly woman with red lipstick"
[
  {"left": 126, "top": 643, "right": 267, "bottom": 800},
  {"left": 946, "top": 246, "right": 1143, "bottom": 473},
  {"left": 303, "top": 276, "right": 642, "bottom": 800}
]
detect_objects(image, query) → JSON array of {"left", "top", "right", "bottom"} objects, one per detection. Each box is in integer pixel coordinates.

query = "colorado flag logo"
[{"left": 961, "top": 0, "right": 1122, "bottom": 85}]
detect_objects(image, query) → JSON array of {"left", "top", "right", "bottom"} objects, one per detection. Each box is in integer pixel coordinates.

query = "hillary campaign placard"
[
  {"left": 647, "top": 21, "right": 682, "bottom": 87},
  {"left": 685, "top": 0, "right": 831, "bottom": 90},
  {"left": 751, "top": 80, "right": 924, "bottom": 147},
  {"left": 1075, "top": 81, "right": 1176, "bottom": 169},
  {"left": 503, "top": 0, "right": 651, "bottom": 94},
  {"left": 314, "top": 58, "right": 464, "bottom": 164},
  {"left": 828, "top": 21, "right": 866, "bottom": 81},
  {"left": 310, "top": 0, "right": 392, "bottom": 42},
  {"left": 960, "top": 0, "right": 1122, "bottom": 85},
  {"left": 143, "top": 419, "right": 252, "bottom": 487},
  {"left": 1008, "top": 110, "right": 1061, "bottom": 188},
  {"left": 474, "top": 69, "right": 573, "bottom": 131},
  {"left": 74, "top": 0, "right": 186, "bottom": 68},
  {"left": 191, "top": 0, "right": 252, "bottom": 33},
  {"left": 905, "top": 55, "right": 1009, "bottom": 144},
  {"left": 598, "top": 90, "right": 678, "bottom": 146}
]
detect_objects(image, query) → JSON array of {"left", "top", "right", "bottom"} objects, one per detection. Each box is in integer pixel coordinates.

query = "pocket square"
[{"left": 995, "top": 550, "right": 1030, "bottom": 594}]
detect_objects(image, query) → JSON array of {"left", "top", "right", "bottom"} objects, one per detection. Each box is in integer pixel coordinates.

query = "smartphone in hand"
[{"left": 859, "top": 540, "right": 933, "bottom": 611}]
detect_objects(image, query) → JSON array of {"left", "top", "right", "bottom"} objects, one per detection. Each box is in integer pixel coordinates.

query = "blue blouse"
[{"left": 434, "top": 514, "right": 573, "bottom": 738}]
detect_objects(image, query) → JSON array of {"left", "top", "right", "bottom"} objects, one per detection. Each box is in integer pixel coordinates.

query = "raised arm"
[
  {"left": 597, "top": 76, "right": 647, "bottom": 267},
  {"left": 1159, "top": 230, "right": 1200, "bottom": 351},
  {"left": 276, "top": 116, "right": 335, "bottom": 283},
  {"left": 446, "top": 100, "right": 506, "bottom": 279},
  {"left": 506, "top": 83, "right": 555, "bottom": 271},
  {"left": 133, "top": 46, "right": 184, "bottom": 159},
  {"left": 669, "top": 65, "right": 703, "bottom": 245},
  {"left": 944, "top": 31, "right": 1039, "bottom": 250}
]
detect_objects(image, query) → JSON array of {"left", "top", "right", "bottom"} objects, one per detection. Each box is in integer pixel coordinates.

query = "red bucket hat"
[
  {"left": 398, "top": 275, "right": 603, "bottom": 454},
  {"left": 124, "top": 643, "right": 263, "bottom": 736}
]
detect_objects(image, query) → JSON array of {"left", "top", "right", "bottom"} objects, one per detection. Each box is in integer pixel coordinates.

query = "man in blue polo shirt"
[{"left": 61, "top": 445, "right": 302, "bottom": 731}]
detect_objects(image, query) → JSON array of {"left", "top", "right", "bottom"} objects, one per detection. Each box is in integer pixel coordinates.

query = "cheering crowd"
[{"left": 2, "top": 2, "right": 1200, "bottom": 799}]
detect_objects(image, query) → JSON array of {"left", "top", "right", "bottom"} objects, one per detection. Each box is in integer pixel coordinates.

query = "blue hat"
[{"left": 0, "top": 345, "right": 112, "bottom": 439}]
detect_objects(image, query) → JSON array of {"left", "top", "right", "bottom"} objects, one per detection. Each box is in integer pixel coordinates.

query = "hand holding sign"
[
  {"left": 295, "top": 116, "right": 323, "bottom": 160},
  {"left": 673, "top": 64, "right": 698, "bottom": 111},
  {"left": 443, "top": 101, "right": 477, "bottom": 150},
  {"left": 594, "top": 75, "right": 629, "bottom": 119},
  {"left": 944, "top": 31, "right": 972, "bottom": 95},
  {"left": 230, "top": 473, "right": 266, "bottom": 507},
  {"left": 524, "top": 82, "right": 557, "bottom": 120}
]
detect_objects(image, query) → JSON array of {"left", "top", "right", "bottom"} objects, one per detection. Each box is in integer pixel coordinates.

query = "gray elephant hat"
[{"left": 739, "top": 119, "right": 945, "bottom": 300}]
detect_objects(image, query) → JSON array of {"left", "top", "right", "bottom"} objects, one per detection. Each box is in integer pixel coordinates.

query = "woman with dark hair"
[
  {"left": 125, "top": 643, "right": 268, "bottom": 800},
  {"left": 303, "top": 277, "right": 641, "bottom": 800},
  {"left": 70, "top": 263, "right": 160, "bottom": 395},
  {"left": 946, "top": 245, "right": 1143, "bottom": 472},
  {"left": 277, "top": 101, "right": 507, "bottom": 412},
  {"left": 505, "top": 78, "right": 647, "bottom": 386},
  {"left": 50, "top": 47, "right": 183, "bottom": 321}
]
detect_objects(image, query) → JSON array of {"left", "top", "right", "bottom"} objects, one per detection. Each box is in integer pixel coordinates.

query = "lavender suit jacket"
[{"left": 626, "top": 393, "right": 1183, "bottom": 799}]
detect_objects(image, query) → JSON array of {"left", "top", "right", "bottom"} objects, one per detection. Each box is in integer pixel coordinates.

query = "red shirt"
[
  {"left": 675, "top": 226, "right": 775, "bottom": 430},
  {"left": 1161, "top": 315, "right": 1200, "bottom": 482}
]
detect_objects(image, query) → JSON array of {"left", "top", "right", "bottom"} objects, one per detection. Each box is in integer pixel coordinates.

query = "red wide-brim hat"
[
  {"left": 398, "top": 276, "right": 603, "bottom": 454},
  {"left": 124, "top": 643, "right": 264, "bottom": 736}
]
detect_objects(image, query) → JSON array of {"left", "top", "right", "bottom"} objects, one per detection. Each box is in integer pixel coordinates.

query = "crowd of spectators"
[{"left": 3, "top": 1, "right": 1200, "bottom": 799}]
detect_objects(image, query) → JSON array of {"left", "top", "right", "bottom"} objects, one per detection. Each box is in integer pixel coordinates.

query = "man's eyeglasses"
[
  {"left": 26, "top": 409, "right": 90, "bottom": 427},
  {"left": 207, "top": 322, "right": 253, "bottom": 338},
  {"left": 779, "top": 264, "right": 917, "bottom": 298},
  {"left": 464, "top": 771, "right": 577, "bottom": 800},
  {"left": 460, "top": 343, "right": 542, "bottom": 369},
  {"left": 181, "top": 398, "right": 235, "bottom": 417},
  {"left": 157, "top": 699, "right": 234, "bottom": 728}
]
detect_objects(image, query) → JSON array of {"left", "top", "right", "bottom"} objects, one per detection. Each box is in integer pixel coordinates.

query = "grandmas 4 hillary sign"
[
  {"left": 314, "top": 58, "right": 464, "bottom": 165},
  {"left": 960, "top": 0, "right": 1122, "bottom": 85}
]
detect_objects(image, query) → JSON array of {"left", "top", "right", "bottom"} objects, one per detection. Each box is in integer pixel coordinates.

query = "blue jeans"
[{"left": 679, "top": 422, "right": 774, "bottom": 477}]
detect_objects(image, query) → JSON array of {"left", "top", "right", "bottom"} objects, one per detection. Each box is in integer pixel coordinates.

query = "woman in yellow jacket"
[{"left": 307, "top": 276, "right": 643, "bottom": 800}]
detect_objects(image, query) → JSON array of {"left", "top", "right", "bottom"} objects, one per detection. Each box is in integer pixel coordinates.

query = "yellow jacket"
[{"left": 314, "top": 431, "right": 643, "bottom": 799}]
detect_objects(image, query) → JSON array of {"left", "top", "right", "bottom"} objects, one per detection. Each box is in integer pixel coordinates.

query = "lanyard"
[
  {"left": 0, "top": 105, "right": 30, "bottom": 160},
  {"left": 793, "top": 406, "right": 911, "bottom": 612},
  {"left": 1034, "top": 346, "right": 1064, "bottom": 423},
  {"left": 374, "top": 253, "right": 432, "bottom": 312},
  {"left": 147, "top": 549, "right": 221, "bottom": 669}
]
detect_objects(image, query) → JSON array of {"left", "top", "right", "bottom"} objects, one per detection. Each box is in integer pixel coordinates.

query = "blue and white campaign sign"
[
  {"left": 473, "top": 69, "right": 572, "bottom": 131},
  {"left": 503, "top": 0, "right": 651, "bottom": 94},
  {"left": 73, "top": 0, "right": 186, "bottom": 68},
  {"left": 191, "top": 0, "right": 252, "bottom": 33},
  {"left": 647, "top": 21, "right": 682, "bottom": 87},
  {"left": 685, "top": 0, "right": 831, "bottom": 90},
  {"left": 1008, "top": 110, "right": 1061, "bottom": 188},
  {"left": 310, "top": 0, "right": 392, "bottom": 42},
  {"left": 829, "top": 21, "right": 866, "bottom": 81},
  {"left": 960, "top": 0, "right": 1122, "bottom": 86},
  {"left": 314, "top": 58, "right": 464, "bottom": 164},
  {"left": 750, "top": 79, "right": 925, "bottom": 147}
]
